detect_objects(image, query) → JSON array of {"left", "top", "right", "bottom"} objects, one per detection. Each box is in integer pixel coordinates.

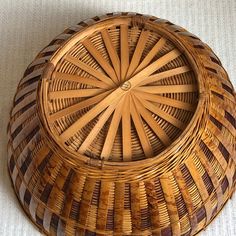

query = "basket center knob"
[{"left": 120, "top": 81, "right": 131, "bottom": 91}]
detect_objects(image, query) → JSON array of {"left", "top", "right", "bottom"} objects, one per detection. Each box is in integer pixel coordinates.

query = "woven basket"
[{"left": 7, "top": 12, "right": 236, "bottom": 236}]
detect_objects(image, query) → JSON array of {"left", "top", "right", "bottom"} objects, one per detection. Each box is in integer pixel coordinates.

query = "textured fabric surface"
[{"left": 0, "top": 0, "right": 235, "bottom": 235}]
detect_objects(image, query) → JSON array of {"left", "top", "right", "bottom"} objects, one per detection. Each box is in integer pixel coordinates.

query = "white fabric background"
[{"left": 0, "top": 0, "right": 236, "bottom": 235}]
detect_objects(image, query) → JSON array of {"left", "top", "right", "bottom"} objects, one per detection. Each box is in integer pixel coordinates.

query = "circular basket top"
[{"left": 39, "top": 15, "right": 199, "bottom": 162}]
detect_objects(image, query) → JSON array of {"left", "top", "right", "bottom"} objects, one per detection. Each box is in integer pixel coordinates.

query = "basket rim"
[{"left": 37, "top": 14, "right": 208, "bottom": 171}]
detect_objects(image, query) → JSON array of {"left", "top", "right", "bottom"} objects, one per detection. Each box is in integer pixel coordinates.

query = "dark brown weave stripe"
[
  {"left": 69, "top": 199, "right": 80, "bottom": 220},
  {"left": 180, "top": 164, "right": 195, "bottom": 188},
  {"left": 24, "top": 189, "right": 32, "bottom": 205},
  {"left": 36, "top": 215, "right": 44, "bottom": 227},
  {"left": 106, "top": 209, "right": 114, "bottom": 230},
  {"left": 23, "top": 66, "right": 36, "bottom": 77},
  {"left": 211, "top": 90, "right": 224, "bottom": 100},
  {"left": 48, "top": 39, "right": 64, "bottom": 46},
  {"left": 218, "top": 142, "right": 230, "bottom": 163},
  {"left": 205, "top": 67, "right": 217, "bottom": 74},
  {"left": 40, "top": 183, "right": 53, "bottom": 203},
  {"left": 37, "top": 150, "right": 53, "bottom": 173},
  {"left": 11, "top": 125, "right": 23, "bottom": 139},
  {"left": 222, "top": 83, "right": 234, "bottom": 95},
  {"left": 64, "top": 29, "right": 76, "bottom": 34},
  {"left": 85, "top": 230, "right": 96, "bottom": 236},
  {"left": 140, "top": 207, "right": 151, "bottom": 229},
  {"left": 91, "top": 181, "right": 100, "bottom": 205},
  {"left": 161, "top": 226, "right": 172, "bottom": 236},
  {"left": 13, "top": 99, "right": 36, "bottom": 114},
  {"left": 175, "top": 188, "right": 188, "bottom": 219},
  {"left": 225, "top": 111, "right": 236, "bottom": 129},
  {"left": 202, "top": 172, "right": 214, "bottom": 195},
  {"left": 50, "top": 213, "right": 59, "bottom": 230},
  {"left": 41, "top": 51, "right": 54, "bottom": 57},
  {"left": 154, "top": 178, "right": 165, "bottom": 200},
  {"left": 62, "top": 169, "right": 75, "bottom": 193},
  {"left": 221, "top": 176, "right": 229, "bottom": 194},
  {"left": 9, "top": 155, "right": 15, "bottom": 174},
  {"left": 196, "top": 206, "right": 206, "bottom": 223},
  {"left": 210, "top": 115, "right": 223, "bottom": 130},
  {"left": 124, "top": 183, "right": 131, "bottom": 209},
  {"left": 210, "top": 56, "right": 221, "bottom": 66},
  {"left": 22, "top": 126, "right": 40, "bottom": 151},
  {"left": 20, "top": 149, "right": 33, "bottom": 175},
  {"left": 92, "top": 16, "right": 100, "bottom": 21},
  {"left": 78, "top": 21, "right": 88, "bottom": 27},
  {"left": 194, "top": 44, "right": 205, "bottom": 49},
  {"left": 199, "top": 140, "right": 214, "bottom": 162}
]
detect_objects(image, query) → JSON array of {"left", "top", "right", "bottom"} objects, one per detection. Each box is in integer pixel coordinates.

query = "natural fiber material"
[{"left": 7, "top": 12, "right": 236, "bottom": 235}]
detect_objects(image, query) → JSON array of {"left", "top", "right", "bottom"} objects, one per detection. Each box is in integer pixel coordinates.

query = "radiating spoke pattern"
[{"left": 45, "top": 22, "right": 199, "bottom": 161}]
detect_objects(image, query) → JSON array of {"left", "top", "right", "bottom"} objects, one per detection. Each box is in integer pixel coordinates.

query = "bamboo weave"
[{"left": 7, "top": 13, "right": 236, "bottom": 236}]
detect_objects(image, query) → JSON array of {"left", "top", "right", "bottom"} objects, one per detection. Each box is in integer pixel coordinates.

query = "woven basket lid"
[{"left": 8, "top": 13, "right": 236, "bottom": 236}]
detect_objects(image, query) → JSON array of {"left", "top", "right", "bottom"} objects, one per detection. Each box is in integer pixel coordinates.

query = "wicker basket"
[{"left": 7, "top": 12, "right": 236, "bottom": 236}]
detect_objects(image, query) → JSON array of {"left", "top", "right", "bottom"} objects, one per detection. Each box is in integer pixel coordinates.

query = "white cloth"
[{"left": 0, "top": 0, "right": 235, "bottom": 235}]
